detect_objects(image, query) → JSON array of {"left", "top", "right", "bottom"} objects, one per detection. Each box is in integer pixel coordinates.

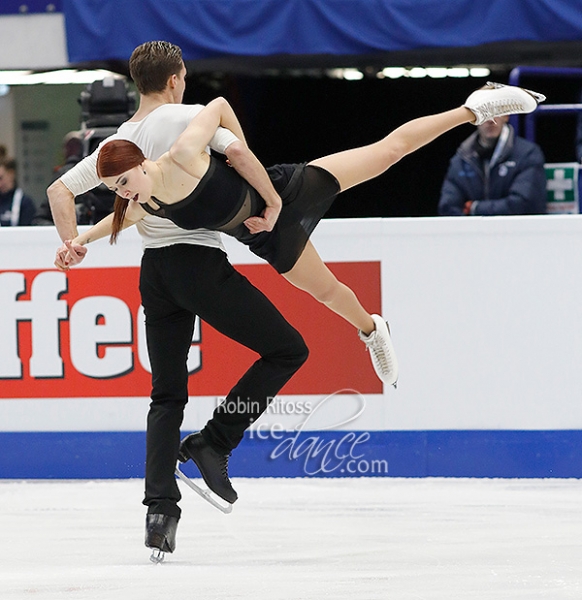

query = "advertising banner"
[
  {"left": 2, "top": 218, "right": 582, "bottom": 479},
  {"left": 0, "top": 263, "right": 381, "bottom": 398}
]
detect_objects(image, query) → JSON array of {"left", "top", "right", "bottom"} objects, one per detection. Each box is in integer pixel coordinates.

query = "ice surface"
[{"left": 1, "top": 477, "right": 581, "bottom": 599}]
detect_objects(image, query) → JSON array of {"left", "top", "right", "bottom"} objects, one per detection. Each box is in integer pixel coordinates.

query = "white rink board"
[{"left": 1, "top": 215, "right": 582, "bottom": 432}]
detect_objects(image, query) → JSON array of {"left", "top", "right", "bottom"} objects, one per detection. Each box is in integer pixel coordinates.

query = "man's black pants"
[{"left": 139, "top": 244, "right": 308, "bottom": 517}]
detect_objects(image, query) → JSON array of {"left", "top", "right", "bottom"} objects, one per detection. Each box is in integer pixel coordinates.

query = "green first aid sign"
[{"left": 545, "top": 163, "right": 579, "bottom": 213}]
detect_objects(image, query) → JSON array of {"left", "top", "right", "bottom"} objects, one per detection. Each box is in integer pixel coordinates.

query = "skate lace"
[
  {"left": 476, "top": 99, "right": 525, "bottom": 121},
  {"left": 219, "top": 453, "right": 231, "bottom": 479},
  {"left": 364, "top": 332, "right": 393, "bottom": 374}
]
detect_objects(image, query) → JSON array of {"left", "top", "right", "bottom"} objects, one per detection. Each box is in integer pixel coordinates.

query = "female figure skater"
[{"left": 67, "top": 82, "right": 544, "bottom": 388}]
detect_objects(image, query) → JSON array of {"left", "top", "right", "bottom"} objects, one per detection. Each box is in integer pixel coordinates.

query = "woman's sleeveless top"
[
  {"left": 140, "top": 156, "right": 340, "bottom": 274},
  {"left": 140, "top": 157, "right": 257, "bottom": 232}
]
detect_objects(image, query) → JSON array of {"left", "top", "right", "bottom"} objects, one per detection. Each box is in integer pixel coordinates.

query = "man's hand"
[
  {"left": 244, "top": 204, "right": 281, "bottom": 234},
  {"left": 54, "top": 240, "right": 87, "bottom": 271},
  {"left": 463, "top": 201, "right": 474, "bottom": 216}
]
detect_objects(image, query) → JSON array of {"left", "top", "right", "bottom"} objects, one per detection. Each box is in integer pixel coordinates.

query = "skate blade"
[
  {"left": 149, "top": 548, "right": 165, "bottom": 564},
  {"left": 175, "top": 465, "right": 233, "bottom": 514}
]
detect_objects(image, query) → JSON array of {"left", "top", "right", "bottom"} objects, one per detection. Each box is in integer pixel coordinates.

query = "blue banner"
[
  {"left": 63, "top": 0, "right": 582, "bottom": 63},
  {"left": 2, "top": 430, "right": 581, "bottom": 479}
]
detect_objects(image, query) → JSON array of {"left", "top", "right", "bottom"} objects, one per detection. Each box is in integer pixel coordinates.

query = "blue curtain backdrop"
[{"left": 61, "top": 0, "right": 582, "bottom": 63}]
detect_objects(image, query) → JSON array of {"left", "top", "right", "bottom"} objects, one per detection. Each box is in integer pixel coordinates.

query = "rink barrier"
[
  {"left": 3, "top": 219, "right": 582, "bottom": 480},
  {"left": 1, "top": 430, "right": 581, "bottom": 479}
]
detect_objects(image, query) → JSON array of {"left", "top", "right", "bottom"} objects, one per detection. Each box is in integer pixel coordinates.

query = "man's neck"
[{"left": 129, "top": 91, "right": 177, "bottom": 122}]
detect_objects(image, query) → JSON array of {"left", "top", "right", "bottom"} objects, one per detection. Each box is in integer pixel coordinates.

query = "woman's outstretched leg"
[
  {"left": 309, "top": 106, "right": 473, "bottom": 192},
  {"left": 283, "top": 84, "right": 544, "bottom": 386},
  {"left": 283, "top": 241, "right": 398, "bottom": 386},
  {"left": 285, "top": 106, "right": 477, "bottom": 386},
  {"left": 309, "top": 83, "right": 544, "bottom": 192}
]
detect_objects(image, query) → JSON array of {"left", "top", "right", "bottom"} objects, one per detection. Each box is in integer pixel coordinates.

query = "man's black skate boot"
[
  {"left": 145, "top": 514, "right": 178, "bottom": 554},
  {"left": 178, "top": 432, "right": 238, "bottom": 504}
]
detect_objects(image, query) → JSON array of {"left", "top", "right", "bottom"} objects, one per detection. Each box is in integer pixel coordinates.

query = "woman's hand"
[
  {"left": 54, "top": 240, "right": 87, "bottom": 271},
  {"left": 244, "top": 203, "right": 281, "bottom": 234}
]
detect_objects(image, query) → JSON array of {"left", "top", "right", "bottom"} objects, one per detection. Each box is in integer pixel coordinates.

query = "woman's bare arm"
[
  {"left": 54, "top": 203, "right": 147, "bottom": 270},
  {"left": 170, "top": 98, "right": 282, "bottom": 232},
  {"left": 169, "top": 97, "right": 240, "bottom": 174},
  {"left": 73, "top": 202, "right": 146, "bottom": 246}
]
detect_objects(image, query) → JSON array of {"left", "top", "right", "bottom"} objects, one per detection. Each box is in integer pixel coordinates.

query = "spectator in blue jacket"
[
  {"left": 0, "top": 158, "right": 37, "bottom": 226},
  {"left": 438, "top": 115, "right": 547, "bottom": 216}
]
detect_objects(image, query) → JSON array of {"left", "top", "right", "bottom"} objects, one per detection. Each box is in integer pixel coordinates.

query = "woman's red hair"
[{"left": 97, "top": 140, "right": 145, "bottom": 243}]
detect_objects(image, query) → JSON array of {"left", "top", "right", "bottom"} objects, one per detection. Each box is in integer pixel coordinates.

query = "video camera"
[
  {"left": 76, "top": 77, "right": 136, "bottom": 223},
  {"left": 79, "top": 77, "right": 136, "bottom": 155}
]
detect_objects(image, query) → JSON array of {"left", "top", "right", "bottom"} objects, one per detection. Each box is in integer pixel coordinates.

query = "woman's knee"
[
  {"left": 309, "top": 278, "right": 342, "bottom": 306},
  {"left": 379, "top": 139, "right": 407, "bottom": 167}
]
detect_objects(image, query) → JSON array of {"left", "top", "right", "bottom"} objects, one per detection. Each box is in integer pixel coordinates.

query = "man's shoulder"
[
  {"left": 115, "top": 103, "right": 204, "bottom": 139},
  {"left": 130, "top": 103, "right": 203, "bottom": 122},
  {"left": 155, "top": 102, "right": 204, "bottom": 113}
]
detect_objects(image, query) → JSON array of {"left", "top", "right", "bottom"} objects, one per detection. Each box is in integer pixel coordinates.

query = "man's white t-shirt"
[{"left": 60, "top": 103, "right": 238, "bottom": 250}]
